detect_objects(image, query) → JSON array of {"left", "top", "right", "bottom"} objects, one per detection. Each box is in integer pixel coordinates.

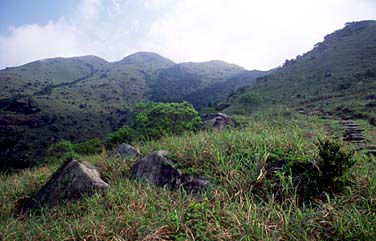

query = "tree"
[{"left": 133, "top": 101, "right": 202, "bottom": 139}]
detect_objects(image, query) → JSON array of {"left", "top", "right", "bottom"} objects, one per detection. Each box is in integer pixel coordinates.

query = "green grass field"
[{"left": 1, "top": 108, "right": 375, "bottom": 240}]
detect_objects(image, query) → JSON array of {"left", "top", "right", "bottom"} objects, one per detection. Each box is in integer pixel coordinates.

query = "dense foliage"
[
  {"left": 105, "top": 101, "right": 201, "bottom": 147},
  {"left": 133, "top": 102, "right": 202, "bottom": 138}
]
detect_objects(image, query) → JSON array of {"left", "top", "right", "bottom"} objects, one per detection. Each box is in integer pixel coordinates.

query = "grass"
[{"left": 0, "top": 108, "right": 375, "bottom": 240}]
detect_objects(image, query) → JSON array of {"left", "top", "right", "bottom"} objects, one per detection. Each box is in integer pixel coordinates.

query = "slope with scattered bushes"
[{"left": 218, "top": 21, "right": 376, "bottom": 125}]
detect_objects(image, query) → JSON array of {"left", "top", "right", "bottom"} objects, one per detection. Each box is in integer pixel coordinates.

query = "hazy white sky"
[{"left": 0, "top": 0, "right": 375, "bottom": 70}]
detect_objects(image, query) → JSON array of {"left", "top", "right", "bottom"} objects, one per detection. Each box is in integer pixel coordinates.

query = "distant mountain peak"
[{"left": 119, "top": 52, "right": 175, "bottom": 66}]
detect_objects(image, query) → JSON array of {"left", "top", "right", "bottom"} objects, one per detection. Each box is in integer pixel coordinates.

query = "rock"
[
  {"left": 203, "top": 112, "right": 234, "bottom": 130},
  {"left": 130, "top": 151, "right": 210, "bottom": 195},
  {"left": 130, "top": 151, "right": 181, "bottom": 190},
  {"left": 181, "top": 174, "right": 211, "bottom": 196},
  {"left": 17, "top": 159, "right": 109, "bottom": 214},
  {"left": 113, "top": 143, "right": 140, "bottom": 158}
]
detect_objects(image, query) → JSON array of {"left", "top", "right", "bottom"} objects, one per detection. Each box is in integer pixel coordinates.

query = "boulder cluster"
[{"left": 18, "top": 147, "right": 210, "bottom": 214}]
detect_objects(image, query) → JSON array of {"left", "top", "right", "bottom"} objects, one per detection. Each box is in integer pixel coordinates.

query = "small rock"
[
  {"left": 17, "top": 159, "right": 109, "bottom": 214},
  {"left": 130, "top": 151, "right": 210, "bottom": 195},
  {"left": 181, "top": 174, "right": 211, "bottom": 196},
  {"left": 203, "top": 112, "right": 234, "bottom": 130},
  {"left": 113, "top": 143, "right": 140, "bottom": 158}
]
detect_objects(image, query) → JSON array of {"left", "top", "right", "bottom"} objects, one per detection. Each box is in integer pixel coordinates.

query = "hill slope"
[
  {"left": 0, "top": 52, "right": 265, "bottom": 166},
  {"left": 1, "top": 110, "right": 375, "bottom": 240},
  {"left": 218, "top": 20, "right": 376, "bottom": 125}
]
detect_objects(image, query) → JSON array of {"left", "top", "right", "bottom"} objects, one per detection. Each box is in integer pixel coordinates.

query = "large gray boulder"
[
  {"left": 203, "top": 112, "right": 234, "bottom": 130},
  {"left": 18, "top": 159, "right": 109, "bottom": 214},
  {"left": 130, "top": 151, "right": 210, "bottom": 195},
  {"left": 113, "top": 143, "right": 141, "bottom": 158}
]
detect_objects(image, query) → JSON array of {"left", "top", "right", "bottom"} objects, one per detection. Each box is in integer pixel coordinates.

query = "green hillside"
[
  {"left": 147, "top": 61, "right": 267, "bottom": 107},
  {"left": 0, "top": 55, "right": 108, "bottom": 98},
  {"left": 0, "top": 52, "right": 264, "bottom": 167},
  {"left": 218, "top": 20, "right": 376, "bottom": 125}
]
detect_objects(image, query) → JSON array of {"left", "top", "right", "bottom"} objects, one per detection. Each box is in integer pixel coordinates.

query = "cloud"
[
  {"left": 0, "top": 19, "right": 82, "bottom": 68},
  {"left": 0, "top": 0, "right": 138, "bottom": 69},
  {"left": 144, "top": 0, "right": 173, "bottom": 8},
  {"left": 78, "top": 0, "right": 103, "bottom": 20},
  {"left": 0, "top": 0, "right": 375, "bottom": 70},
  {"left": 142, "top": 0, "right": 376, "bottom": 70}
]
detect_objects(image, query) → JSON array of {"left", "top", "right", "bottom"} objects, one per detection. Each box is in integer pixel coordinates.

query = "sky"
[{"left": 0, "top": 0, "right": 375, "bottom": 70}]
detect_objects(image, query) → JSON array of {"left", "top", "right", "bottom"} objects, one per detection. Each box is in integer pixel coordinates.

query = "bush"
[
  {"left": 317, "top": 138, "right": 355, "bottom": 188},
  {"left": 133, "top": 101, "right": 202, "bottom": 139},
  {"left": 74, "top": 138, "right": 103, "bottom": 155},
  {"left": 105, "top": 101, "right": 202, "bottom": 147},
  {"left": 48, "top": 140, "right": 78, "bottom": 161},
  {"left": 105, "top": 126, "right": 138, "bottom": 148},
  {"left": 252, "top": 138, "right": 355, "bottom": 203},
  {"left": 48, "top": 138, "right": 104, "bottom": 161}
]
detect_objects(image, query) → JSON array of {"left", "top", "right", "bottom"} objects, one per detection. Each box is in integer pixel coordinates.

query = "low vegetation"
[{"left": 1, "top": 108, "right": 375, "bottom": 240}]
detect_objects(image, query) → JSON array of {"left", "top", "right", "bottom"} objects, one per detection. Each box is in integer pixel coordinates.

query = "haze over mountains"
[{"left": 0, "top": 52, "right": 267, "bottom": 166}]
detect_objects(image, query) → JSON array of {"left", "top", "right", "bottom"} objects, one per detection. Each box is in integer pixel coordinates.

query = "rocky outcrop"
[
  {"left": 113, "top": 143, "right": 140, "bottom": 158},
  {"left": 130, "top": 151, "right": 210, "bottom": 195},
  {"left": 17, "top": 159, "right": 109, "bottom": 214},
  {"left": 203, "top": 112, "right": 234, "bottom": 130}
]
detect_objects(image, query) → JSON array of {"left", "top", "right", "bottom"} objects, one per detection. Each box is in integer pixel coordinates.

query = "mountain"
[
  {"left": 0, "top": 52, "right": 265, "bottom": 167},
  {"left": 0, "top": 55, "right": 108, "bottom": 98},
  {"left": 146, "top": 60, "right": 267, "bottom": 107},
  {"left": 217, "top": 20, "right": 376, "bottom": 126}
]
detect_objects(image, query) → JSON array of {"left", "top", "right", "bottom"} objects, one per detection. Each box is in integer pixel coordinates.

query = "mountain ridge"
[{"left": 0, "top": 51, "right": 266, "bottom": 166}]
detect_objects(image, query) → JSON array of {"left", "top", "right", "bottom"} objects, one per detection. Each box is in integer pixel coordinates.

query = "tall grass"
[{"left": 1, "top": 109, "right": 375, "bottom": 240}]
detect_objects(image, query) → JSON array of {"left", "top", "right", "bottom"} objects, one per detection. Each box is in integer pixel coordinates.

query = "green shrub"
[
  {"left": 47, "top": 140, "right": 78, "bottom": 161},
  {"left": 74, "top": 138, "right": 103, "bottom": 155},
  {"left": 48, "top": 138, "right": 104, "bottom": 161},
  {"left": 105, "top": 101, "right": 202, "bottom": 147},
  {"left": 317, "top": 138, "right": 355, "bottom": 187},
  {"left": 105, "top": 126, "right": 138, "bottom": 148},
  {"left": 133, "top": 101, "right": 202, "bottom": 139},
  {"left": 254, "top": 138, "right": 355, "bottom": 203}
]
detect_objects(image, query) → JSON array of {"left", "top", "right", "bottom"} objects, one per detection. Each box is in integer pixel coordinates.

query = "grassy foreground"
[{"left": 1, "top": 109, "right": 375, "bottom": 240}]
